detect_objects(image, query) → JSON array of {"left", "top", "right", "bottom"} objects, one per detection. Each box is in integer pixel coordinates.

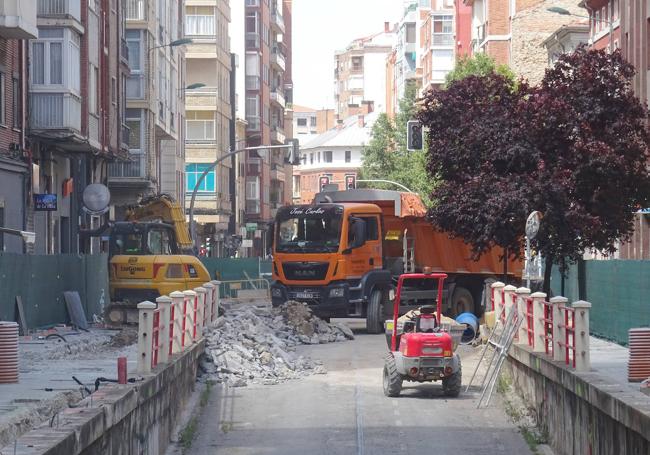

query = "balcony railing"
[
  {"left": 433, "top": 34, "right": 454, "bottom": 46},
  {"left": 270, "top": 47, "right": 285, "bottom": 72},
  {"left": 246, "top": 199, "right": 260, "bottom": 214},
  {"left": 126, "top": 74, "right": 144, "bottom": 99},
  {"left": 246, "top": 115, "right": 261, "bottom": 131},
  {"left": 37, "top": 0, "right": 81, "bottom": 21},
  {"left": 271, "top": 125, "right": 285, "bottom": 144},
  {"left": 246, "top": 32, "right": 260, "bottom": 49},
  {"left": 120, "top": 38, "right": 129, "bottom": 64},
  {"left": 246, "top": 76, "right": 261, "bottom": 91},
  {"left": 477, "top": 22, "right": 487, "bottom": 43},
  {"left": 270, "top": 89, "right": 285, "bottom": 108},
  {"left": 270, "top": 11, "right": 285, "bottom": 33},
  {"left": 121, "top": 124, "right": 130, "bottom": 147},
  {"left": 29, "top": 92, "right": 81, "bottom": 132},
  {"left": 245, "top": 0, "right": 260, "bottom": 6},
  {"left": 125, "top": 0, "right": 145, "bottom": 20},
  {"left": 247, "top": 157, "right": 262, "bottom": 175},
  {"left": 109, "top": 152, "right": 146, "bottom": 178}
]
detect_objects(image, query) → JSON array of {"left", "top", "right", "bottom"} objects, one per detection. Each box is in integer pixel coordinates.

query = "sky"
[{"left": 291, "top": 0, "right": 404, "bottom": 110}]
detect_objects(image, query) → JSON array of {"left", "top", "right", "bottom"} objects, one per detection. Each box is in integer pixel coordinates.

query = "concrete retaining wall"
[
  {"left": 505, "top": 344, "right": 650, "bottom": 455},
  {"left": 6, "top": 340, "right": 204, "bottom": 455}
]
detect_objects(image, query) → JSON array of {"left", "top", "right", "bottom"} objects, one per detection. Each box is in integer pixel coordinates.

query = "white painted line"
[{"left": 354, "top": 384, "right": 365, "bottom": 455}]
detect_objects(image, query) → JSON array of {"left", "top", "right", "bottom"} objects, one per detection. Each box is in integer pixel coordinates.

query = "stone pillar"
[
  {"left": 210, "top": 279, "right": 222, "bottom": 321},
  {"left": 503, "top": 285, "right": 517, "bottom": 324},
  {"left": 203, "top": 282, "right": 215, "bottom": 325},
  {"left": 170, "top": 291, "right": 185, "bottom": 354},
  {"left": 515, "top": 287, "right": 531, "bottom": 345},
  {"left": 572, "top": 300, "right": 592, "bottom": 372},
  {"left": 183, "top": 290, "right": 197, "bottom": 346},
  {"left": 194, "top": 287, "right": 207, "bottom": 339},
  {"left": 491, "top": 281, "right": 505, "bottom": 320},
  {"left": 530, "top": 292, "right": 547, "bottom": 353},
  {"left": 137, "top": 301, "right": 156, "bottom": 374},
  {"left": 155, "top": 295, "right": 172, "bottom": 365},
  {"left": 550, "top": 296, "right": 568, "bottom": 363}
]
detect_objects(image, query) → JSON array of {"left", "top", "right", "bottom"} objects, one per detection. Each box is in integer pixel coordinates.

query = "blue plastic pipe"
[{"left": 455, "top": 312, "right": 479, "bottom": 343}]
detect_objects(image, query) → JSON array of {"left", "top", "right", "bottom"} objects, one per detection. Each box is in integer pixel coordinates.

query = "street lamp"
[{"left": 546, "top": 6, "right": 613, "bottom": 49}]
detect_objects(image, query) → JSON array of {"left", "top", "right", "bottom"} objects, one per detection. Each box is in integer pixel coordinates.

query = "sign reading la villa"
[{"left": 290, "top": 207, "right": 325, "bottom": 216}]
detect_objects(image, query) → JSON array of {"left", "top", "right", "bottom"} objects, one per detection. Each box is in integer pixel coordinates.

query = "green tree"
[
  {"left": 360, "top": 83, "right": 435, "bottom": 203},
  {"left": 444, "top": 53, "right": 515, "bottom": 87}
]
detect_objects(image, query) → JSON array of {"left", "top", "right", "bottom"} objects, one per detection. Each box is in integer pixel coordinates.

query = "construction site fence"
[
  {"left": 0, "top": 253, "right": 109, "bottom": 329},
  {"left": 218, "top": 278, "right": 271, "bottom": 302},
  {"left": 199, "top": 257, "right": 272, "bottom": 281},
  {"left": 550, "top": 259, "right": 650, "bottom": 345},
  {"left": 137, "top": 280, "right": 222, "bottom": 374},
  {"left": 491, "top": 282, "right": 591, "bottom": 372}
]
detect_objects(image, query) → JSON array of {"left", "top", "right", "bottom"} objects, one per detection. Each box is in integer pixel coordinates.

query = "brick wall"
[
  {"left": 0, "top": 38, "right": 23, "bottom": 152},
  {"left": 299, "top": 169, "right": 358, "bottom": 204}
]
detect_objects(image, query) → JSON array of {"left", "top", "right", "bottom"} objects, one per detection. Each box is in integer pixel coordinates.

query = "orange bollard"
[{"left": 117, "top": 357, "right": 127, "bottom": 384}]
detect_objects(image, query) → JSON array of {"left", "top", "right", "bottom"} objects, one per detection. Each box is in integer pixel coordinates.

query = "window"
[
  {"left": 126, "top": 30, "right": 143, "bottom": 98},
  {"left": 432, "top": 15, "right": 454, "bottom": 45},
  {"left": 126, "top": 108, "right": 143, "bottom": 151},
  {"left": 406, "top": 23, "right": 416, "bottom": 43},
  {"left": 111, "top": 77, "right": 117, "bottom": 104},
  {"left": 89, "top": 65, "right": 98, "bottom": 115},
  {"left": 246, "top": 176, "right": 260, "bottom": 199},
  {"left": 186, "top": 163, "right": 216, "bottom": 193},
  {"left": 186, "top": 111, "right": 215, "bottom": 141},
  {"left": 12, "top": 77, "right": 20, "bottom": 129},
  {"left": 310, "top": 153, "right": 313, "bottom": 164},
  {"left": 351, "top": 56, "right": 363, "bottom": 71},
  {"left": 324, "top": 151, "right": 332, "bottom": 163},
  {"left": 186, "top": 6, "right": 215, "bottom": 36},
  {"left": 348, "top": 216, "right": 379, "bottom": 243},
  {"left": 297, "top": 117, "right": 307, "bottom": 126},
  {"left": 345, "top": 150, "right": 351, "bottom": 163},
  {"left": 0, "top": 74, "right": 5, "bottom": 125},
  {"left": 31, "top": 28, "right": 79, "bottom": 88},
  {"left": 310, "top": 116, "right": 317, "bottom": 127},
  {"left": 301, "top": 154, "right": 306, "bottom": 165},
  {"left": 318, "top": 151, "right": 321, "bottom": 162}
]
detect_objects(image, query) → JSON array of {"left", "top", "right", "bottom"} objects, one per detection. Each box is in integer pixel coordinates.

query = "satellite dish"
[
  {"left": 525, "top": 211, "right": 541, "bottom": 240},
  {"left": 82, "top": 183, "right": 111, "bottom": 215}
]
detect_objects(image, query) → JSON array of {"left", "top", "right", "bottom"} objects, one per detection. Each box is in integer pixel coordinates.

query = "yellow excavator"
[{"left": 107, "top": 194, "right": 211, "bottom": 323}]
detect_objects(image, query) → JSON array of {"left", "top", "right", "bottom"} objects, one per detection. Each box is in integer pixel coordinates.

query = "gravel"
[{"left": 200, "top": 301, "right": 353, "bottom": 387}]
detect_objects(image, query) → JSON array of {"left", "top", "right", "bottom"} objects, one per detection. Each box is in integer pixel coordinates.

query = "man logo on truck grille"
[{"left": 294, "top": 270, "right": 316, "bottom": 277}]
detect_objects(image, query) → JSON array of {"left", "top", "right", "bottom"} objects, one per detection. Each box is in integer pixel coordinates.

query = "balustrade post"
[
  {"left": 503, "top": 285, "right": 517, "bottom": 325},
  {"left": 155, "top": 296, "right": 172, "bottom": 365},
  {"left": 572, "top": 300, "right": 592, "bottom": 372},
  {"left": 183, "top": 290, "right": 197, "bottom": 345},
  {"left": 515, "top": 287, "right": 531, "bottom": 345},
  {"left": 203, "top": 282, "right": 215, "bottom": 325},
  {"left": 194, "top": 287, "right": 207, "bottom": 340},
  {"left": 550, "top": 296, "right": 568, "bottom": 362},
  {"left": 137, "top": 301, "right": 156, "bottom": 374},
  {"left": 210, "top": 279, "right": 222, "bottom": 322},
  {"left": 530, "top": 292, "right": 547, "bottom": 353},
  {"left": 170, "top": 291, "right": 185, "bottom": 354}
]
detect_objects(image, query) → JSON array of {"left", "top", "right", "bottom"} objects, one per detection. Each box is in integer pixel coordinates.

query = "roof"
[
  {"left": 292, "top": 104, "right": 318, "bottom": 113},
  {"left": 302, "top": 112, "right": 379, "bottom": 150}
]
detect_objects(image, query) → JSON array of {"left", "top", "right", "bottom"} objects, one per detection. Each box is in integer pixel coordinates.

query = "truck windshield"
[{"left": 276, "top": 207, "right": 343, "bottom": 253}]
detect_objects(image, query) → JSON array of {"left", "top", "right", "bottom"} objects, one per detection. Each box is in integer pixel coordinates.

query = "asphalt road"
[{"left": 189, "top": 321, "right": 532, "bottom": 455}]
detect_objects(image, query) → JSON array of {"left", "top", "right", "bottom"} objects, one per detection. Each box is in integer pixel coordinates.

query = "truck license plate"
[{"left": 296, "top": 292, "right": 315, "bottom": 299}]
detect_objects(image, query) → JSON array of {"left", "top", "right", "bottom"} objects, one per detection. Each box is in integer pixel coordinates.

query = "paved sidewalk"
[{"left": 587, "top": 336, "right": 648, "bottom": 395}]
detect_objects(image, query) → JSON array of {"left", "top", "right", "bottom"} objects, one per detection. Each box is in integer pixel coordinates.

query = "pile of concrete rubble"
[{"left": 199, "top": 301, "right": 354, "bottom": 387}]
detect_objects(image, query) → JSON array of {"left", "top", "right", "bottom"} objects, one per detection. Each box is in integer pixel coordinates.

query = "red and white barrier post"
[
  {"left": 515, "top": 287, "right": 531, "bottom": 345},
  {"left": 210, "top": 279, "right": 222, "bottom": 322},
  {"left": 203, "top": 282, "right": 215, "bottom": 325},
  {"left": 503, "top": 285, "right": 517, "bottom": 323},
  {"left": 572, "top": 300, "right": 592, "bottom": 372},
  {"left": 530, "top": 292, "right": 547, "bottom": 353},
  {"left": 170, "top": 291, "right": 185, "bottom": 354},
  {"left": 491, "top": 281, "right": 505, "bottom": 319},
  {"left": 137, "top": 301, "right": 156, "bottom": 374},
  {"left": 156, "top": 295, "right": 172, "bottom": 365},
  {"left": 194, "top": 287, "right": 207, "bottom": 339},
  {"left": 551, "top": 296, "right": 568, "bottom": 363},
  {"left": 183, "top": 290, "right": 197, "bottom": 345}
]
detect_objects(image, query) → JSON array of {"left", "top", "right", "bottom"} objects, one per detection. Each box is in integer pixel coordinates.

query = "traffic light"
[
  {"left": 319, "top": 175, "right": 330, "bottom": 192},
  {"left": 406, "top": 120, "right": 423, "bottom": 151},
  {"left": 285, "top": 138, "right": 300, "bottom": 165},
  {"left": 345, "top": 175, "right": 356, "bottom": 190}
]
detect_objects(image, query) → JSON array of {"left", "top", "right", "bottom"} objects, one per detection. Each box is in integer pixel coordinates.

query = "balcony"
[
  {"left": 270, "top": 163, "right": 285, "bottom": 182},
  {"left": 271, "top": 125, "right": 285, "bottom": 144},
  {"left": 246, "top": 115, "right": 261, "bottom": 132},
  {"left": 245, "top": 0, "right": 260, "bottom": 6},
  {"left": 186, "top": 86, "right": 218, "bottom": 109},
  {"left": 0, "top": 0, "right": 37, "bottom": 39},
  {"left": 125, "top": 0, "right": 145, "bottom": 21},
  {"left": 121, "top": 124, "right": 130, "bottom": 149},
  {"left": 126, "top": 74, "right": 144, "bottom": 99},
  {"left": 29, "top": 92, "right": 81, "bottom": 134},
  {"left": 246, "top": 32, "right": 260, "bottom": 49},
  {"left": 270, "top": 89, "right": 285, "bottom": 108},
  {"left": 404, "top": 41, "right": 416, "bottom": 54},
  {"left": 120, "top": 38, "right": 129, "bottom": 65},
  {"left": 108, "top": 153, "right": 146, "bottom": 179},
  {"left": 246, "top": 75, "right": 261, "bottom": 91},
  {"left": 37, "top": 0, "right": 81, "bottom": 22},
  {"left": 476, "top": 22, "right": 487, "bottom": 44},
  {"left": 270, "top": 47, "right": 285, "bottom": 72},
  {"left": 247, "top": 157, "right": 262, "bottom": 176},
  {"left": 246, "top": 199, "right": 260, "bottom": 214},
  {"left": 270, "top": 11, "right": 285, "bottom": 34}
]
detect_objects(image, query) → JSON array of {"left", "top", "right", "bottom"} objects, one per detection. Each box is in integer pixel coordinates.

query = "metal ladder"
[
  {"left": 466, "top": 305, "right": 522, "bottom": 408},
  {"left": 402, "top": 229, "right": 416, "bottom": 273}
]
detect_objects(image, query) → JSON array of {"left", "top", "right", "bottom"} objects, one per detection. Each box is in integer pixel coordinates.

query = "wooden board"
[
  {"left": 14, "top": 296, "right": 28, "bottom": 336},
  {"left": 63, "top": 291, "right": 89, "bottom": 331}
]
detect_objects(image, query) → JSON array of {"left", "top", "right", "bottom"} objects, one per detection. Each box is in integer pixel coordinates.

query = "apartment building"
[
  {"left": 109, "top": 0, "right": 186, "bottom": 218},
  {"left": 292, "top": 105, "right": 335, "bottom": 138},
  {"left": 334, "top": 23, "right": 395, "bottom": 120},
  {"left": 542, "top": 22, "right": 589, "bottom": 64},
  {"left": 232, "top": 0, "right": 293, "bottom": 255},
  {"left": 295, "top": 113, "right": 378, "bottom": 204},
  {"left": 183, "top": 0, "right": 233, "bottom": 255},
  {"left": 29, "top": 0, "right": 130, "bottom": 254},
  {"left": 0, "top": 1, "right": 35, "bottom": 254},
  {"left": 420, "top": 0, "right": 455, "bottom": 91}
]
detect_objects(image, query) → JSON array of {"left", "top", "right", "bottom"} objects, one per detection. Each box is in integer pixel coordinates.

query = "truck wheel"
[
  {"left": 366, "top": 289, "right": 385, "bottom": 334},
  {"left": 383, "top": 356, "right": 403, "bottom": 397},
  {"left": 442, "top": 367, "right": 462, "bottom": 397},
  {"left": 450, "top": 287, "right": 474, "bottom": 317}
]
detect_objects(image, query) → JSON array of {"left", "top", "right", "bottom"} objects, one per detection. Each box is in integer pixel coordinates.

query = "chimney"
[
  {"left": 384, "top": 21, "right": 390, "bottom": 33},
  {"left": 358, "top": 115, "right": 365, "bottom": 128}
]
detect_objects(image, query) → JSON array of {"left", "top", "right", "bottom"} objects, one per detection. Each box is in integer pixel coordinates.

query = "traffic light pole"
[{"left": 188, "top": 144, "right": 292, "bottom": 246}]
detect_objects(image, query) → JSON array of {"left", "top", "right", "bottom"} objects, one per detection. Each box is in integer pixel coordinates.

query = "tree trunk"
[{"left": 543, "top": 255, "right": 553, "bottom": 296}]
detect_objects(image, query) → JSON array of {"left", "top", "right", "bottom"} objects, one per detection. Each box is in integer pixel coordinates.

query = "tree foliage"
[
  {"left": 444, "top": 53, "right": 515, "bottom": 87},
  {"left": 419, "top": 47, "right": 650, "bottom": 290},
  {"left": 361, "top": 84, "right": 435, "bottom": 202}
]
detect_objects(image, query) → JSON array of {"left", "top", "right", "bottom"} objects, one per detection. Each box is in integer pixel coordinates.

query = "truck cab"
[{"left": 270, "top": 203, "right": 392, "bottom": 330}]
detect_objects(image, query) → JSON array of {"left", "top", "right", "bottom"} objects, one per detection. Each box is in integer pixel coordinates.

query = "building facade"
[
  {"left": 29, "top": 0, "right": 130, "bottom": 254},
  {"left": 420, "top": 0, "right": 455, "bottom": 91},
  {"left": 183, "top": 0, "right": 233, "bottom": 256},
  {"left": 0, "top": 1, "right": 36, "bottom": 253},
  {"left": 295, "top": 113, "right": 377, "bottom": 204},
  {"left": 109, "top": 0, "right": 186, "bottom": 220},
  {"left": 334, "top": 23, "right": 395, "bottom": 120}
]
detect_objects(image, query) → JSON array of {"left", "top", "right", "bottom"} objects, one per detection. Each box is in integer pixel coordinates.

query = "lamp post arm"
[
  {"left": 188, "top": 144, "right": 291, "bottom": 246},
  {"left": 355, "top": 179, "right": 414, "bottom": 193}
]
